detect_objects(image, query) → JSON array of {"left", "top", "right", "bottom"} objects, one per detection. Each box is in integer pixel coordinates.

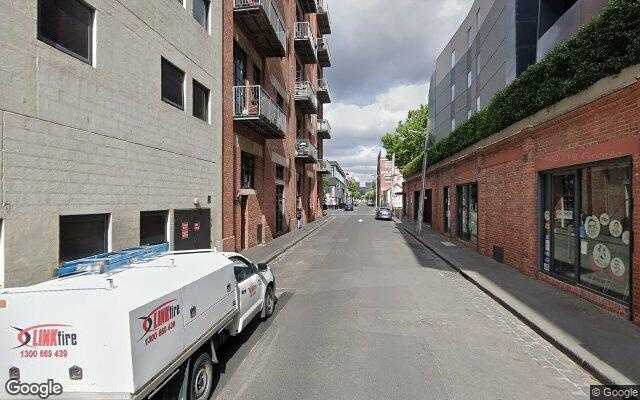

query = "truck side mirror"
[{"left": 257, "top": 263, "right": 269, "bottom": 272}]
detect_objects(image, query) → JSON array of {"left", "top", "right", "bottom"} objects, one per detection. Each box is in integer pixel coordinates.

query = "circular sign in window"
[
  {"left": 610, "top": 258, "right": 625, "bottom": 277},
  {"left": 622, "top": 231, "right": 630, "bottom": 246},
  {"left": 584, "top": 216, "right": 601, "bottom": 239},
  {"left": 599, "top": 213, "right": 610, "bottom": 226},
  {"left": 592, "top": 243, "right": 611, "bottom": 269},
  {"left": 609, "top": 220, "right": 623, "bottom": 238}
]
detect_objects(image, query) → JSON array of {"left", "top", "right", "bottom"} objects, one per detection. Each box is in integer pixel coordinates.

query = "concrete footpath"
[
  {"left": 396, "top": 217, "right": 640, "bottom": 387},
  {"left": 241, "top": 216, "right": 330, "bottom": 264}
]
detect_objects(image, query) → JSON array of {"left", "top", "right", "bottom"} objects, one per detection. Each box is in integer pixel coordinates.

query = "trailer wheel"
[
  {"left": 262, "top": 286, "right": 275, "bottom": 320},
  {"left": 189, "top": 352, "right": 214, "bottom": 400}
]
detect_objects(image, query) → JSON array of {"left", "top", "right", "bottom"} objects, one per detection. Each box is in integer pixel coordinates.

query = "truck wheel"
[
  {"left": 262, "top": 286, "right": 275, "bottom": 320},
  {"left": 189, "top": 352, "right": 214, "bottom": 400}
]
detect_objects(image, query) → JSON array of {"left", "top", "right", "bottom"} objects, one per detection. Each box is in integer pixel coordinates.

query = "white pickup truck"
[{"left": 0, "top": 249, "right": 276, "bottom": 400}]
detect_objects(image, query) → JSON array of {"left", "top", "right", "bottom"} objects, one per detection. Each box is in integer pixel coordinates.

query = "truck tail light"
[
  {"left": 9, "top": 367, "right": 19, "bottom": 380},
  {"left": 69, "top": 366, "right": 83, "bottom": 380}
]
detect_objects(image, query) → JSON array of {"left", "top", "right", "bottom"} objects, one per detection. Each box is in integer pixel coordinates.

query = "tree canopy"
[{"left": 381, "top": 104, "right": 429, "bottom": 170}]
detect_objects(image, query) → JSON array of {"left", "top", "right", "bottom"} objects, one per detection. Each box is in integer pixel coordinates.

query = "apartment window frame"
[
  {"left": 450, "top": 49, "right": 456, "bottom": 68},
  {"left": 467, "top": 71, "right": 472, "bottom": 89},
  {"left": 467, "top": 26, "right": 472, "bottom": 49},
  {"left": 451, "top": 118, "right": 456, "bottom": 132},
  {"left": 193, "top": 0, "right": 210, "bottom": 32},
  {"left": 140, "top": 210, "right": 169, "bottom": 246},
  {"left": 241, "top": 152, "right": 255, "bottom": 189},
  {"left": 476, "top": 96, "right": 481, "bottom": 112},
  {"left": 192, "top": 79, "right": 210, "bottom": 122},
  {"left": 38, "top": 0, "right": 95, "bottom": 65},
  {"left": 451, "top": 83, "right": 456, "bottom": 102},
  {"left": 161, "top": 58, "right": 185, "bottom": 110},
  {"left": 59, "top": 214, "right": 109, "bottom": 264}
]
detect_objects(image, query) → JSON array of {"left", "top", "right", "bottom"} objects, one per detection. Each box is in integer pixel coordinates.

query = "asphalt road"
[{"left": 210, "top": 205, "right": 598, "bottom": 400}]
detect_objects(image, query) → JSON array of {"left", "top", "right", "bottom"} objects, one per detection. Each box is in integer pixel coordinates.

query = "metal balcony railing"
[
  {"left": 317, "top": 119, "right": 331, "bottom": 139},
  {"left": 295, "top": 81, "right": 318, "bottom": 114},
  {"left": 233, "top": 85, "right": 286, "bottom": 138},
  {"left": 294, "top": 22, "right": 317, "bottom": 64},
  {"left": 317, "top": 1, "right": 331, "bottom": 35},
  {"left": 317, "top": 159, "right": 330, "bottom": 174},
  {"left": 233, "top": 0, "right": 287, "bottom": 57},
  {"left": 295, "top": 139, "right": 318, "bottom": 162},
  {"left": 317, "top": 37, "right": 331, "bottom": 68},
  {"left": 317, "top": 78, "right": 331, "bottom": 103}
]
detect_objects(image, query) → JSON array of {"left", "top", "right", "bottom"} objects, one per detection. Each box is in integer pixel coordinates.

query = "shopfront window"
[
  {"left": 541, "top": 159, "right": 631, "bottom": 303},
  {"left": 457, "top": 183, "right": 478, "bottom": 244}
]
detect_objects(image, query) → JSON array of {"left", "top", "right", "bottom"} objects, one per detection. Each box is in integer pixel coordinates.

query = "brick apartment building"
[
  {"left": 0, "top": 0, "right": 223, "bottom": 287},
  {"left": 405, "top": 0, "right": 639, "bottom": 325},
  {"left": 377, "top": 151, "right": 402, "bottom": 208},
  {"left": 222, "top": 0, "right": 332, "bottom": 251}
]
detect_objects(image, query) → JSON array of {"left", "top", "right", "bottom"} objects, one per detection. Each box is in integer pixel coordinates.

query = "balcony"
[
  {"left": 317, "top": 79, "right": 331, "bottom": 104},
  {"left": 317, "top": 37, "right": 331, "bottom": 68},
  {"left": 233, "top": 0, "right": 287, "bottom": 57},
  {"left": 294, "top": 22, "right": 317, "bottom": 64},
  {"left": 317, "top": 119, "right": 331, "bottom": 139},
  {"left": 317, "top": 1, "right": 331, "bottom": 35},
  {"left": 295, "top": 139, "right": 318, "bottom": 163},
  {"left": 299, "top": 0, "right": 318, "bottom": 13},
  {"left": 295, "top": 81, "right": 318, "bottom": 114},
  {"left": 233, "top": 85, "right": 286, "bottom": 139},
  {"left": 317, "top": 159, "right": 331, "bottom": 174}
]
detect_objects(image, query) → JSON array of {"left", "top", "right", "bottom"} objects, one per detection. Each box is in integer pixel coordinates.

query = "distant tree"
[
  {"left": 364, "top": 189, "right": 375, "bottom": 202},
  {"left": 348, "top": 180, "right": 361, "bottom": 200},
  {"left": 322, "top": 177, "right": 330, "bottom": 192},
  {"left": 381, "top": 104, "right": 429, "bottom": 169}
]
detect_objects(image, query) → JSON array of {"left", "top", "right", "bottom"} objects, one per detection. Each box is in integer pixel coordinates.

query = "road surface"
[{"left": 210, "top": 205, "right": 597, "bottom": 400}]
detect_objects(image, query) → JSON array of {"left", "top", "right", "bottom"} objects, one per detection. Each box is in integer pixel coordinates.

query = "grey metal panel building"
[{"left": 428, "top": 0, "right": 608, "bottom": 143}]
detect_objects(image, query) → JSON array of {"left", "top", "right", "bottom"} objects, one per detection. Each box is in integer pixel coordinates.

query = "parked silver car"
[{"left": 376, "top": 207, "right": 393, "bottom": 221}]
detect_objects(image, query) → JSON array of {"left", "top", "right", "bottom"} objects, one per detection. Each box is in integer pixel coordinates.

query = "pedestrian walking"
[{"left": 296, "top": 208, "right": 303, "bottom": 230}]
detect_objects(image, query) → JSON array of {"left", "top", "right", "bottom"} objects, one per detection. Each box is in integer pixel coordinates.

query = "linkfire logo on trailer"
[
  {"left": 138, "top": 299, "right": 180, "bottom": 342},
  {"left": 11, "top": 325, "right": 78, "bottom": 349}
]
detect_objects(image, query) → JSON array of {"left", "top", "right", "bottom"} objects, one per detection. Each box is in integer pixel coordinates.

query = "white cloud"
[
  {"left": 324, "top": 81, "right": 429, "bottom": 183},
  {"left": 438, "top": 0, "right": 471, "bottom": 18}
]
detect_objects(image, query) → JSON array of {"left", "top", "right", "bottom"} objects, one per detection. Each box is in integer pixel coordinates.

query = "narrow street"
[{"left": 210, "top": 205, "right": 598, "bottom": 400}]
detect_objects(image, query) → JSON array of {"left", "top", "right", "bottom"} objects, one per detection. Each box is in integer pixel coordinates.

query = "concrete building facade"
[
  {"left": 325, "top": 160, "right": 346, "bottom": 208},
  {"left": 428, "top": 0, "right": 608, "bottom": 142},
  {"left": 0, "top": 0, "right": 223, "bottom": 287},
  {"left": 222, "top": 0, "right": 332, "bottom": 251}
]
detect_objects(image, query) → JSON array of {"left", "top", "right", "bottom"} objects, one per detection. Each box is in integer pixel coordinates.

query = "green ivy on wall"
[{"left": 404, "top": 0, "right": 640, "bottom": 179}]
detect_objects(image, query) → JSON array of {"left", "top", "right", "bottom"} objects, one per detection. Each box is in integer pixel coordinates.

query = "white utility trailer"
[{"left": 0, "top": 248, "right": 276, "bottom": 400}]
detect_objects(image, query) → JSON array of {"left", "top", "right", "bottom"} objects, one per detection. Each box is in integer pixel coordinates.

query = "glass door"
[{"left": 551, "top": 172, "right": 577, "bottom": 279}]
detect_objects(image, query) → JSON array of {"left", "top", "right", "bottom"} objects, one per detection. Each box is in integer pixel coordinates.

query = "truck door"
[{"left": 230, "top": 257, "right": 263, "bottom": 330}]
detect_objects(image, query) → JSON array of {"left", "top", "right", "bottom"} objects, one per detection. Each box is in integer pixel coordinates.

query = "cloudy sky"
[{"left": 323, "top": 0, "right": 474, "bottom": 184}]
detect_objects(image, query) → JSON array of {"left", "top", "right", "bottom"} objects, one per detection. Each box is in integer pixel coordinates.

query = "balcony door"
[{"left": 234, "top": 45, "right": 247, "bottom": 115}]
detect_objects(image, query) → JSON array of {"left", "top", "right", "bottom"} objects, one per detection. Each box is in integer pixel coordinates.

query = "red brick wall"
[
  {"left": 223, "top": 0, "right": 323, "bottom": 251},
  {"left": 404, "top": 82, "right": 640, "bottom": 325}
]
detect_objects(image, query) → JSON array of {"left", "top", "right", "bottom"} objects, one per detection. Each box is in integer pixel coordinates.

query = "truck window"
[{"left": 231, "top": 258, "right": 255, "bottom": 283}]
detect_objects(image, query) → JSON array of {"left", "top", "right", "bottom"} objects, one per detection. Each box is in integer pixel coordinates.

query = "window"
[
  {"left": 276, "top": 165, "right": 285, "bottom": 181},
  {"left": 241, "top": 152, "right": 255, "bottom": 189},
  {"left": 476, "top": 8, "right": 481, "bottom": 29},
  {"left": 38, "top": 0, "right": 94, "bottom": 64},
  {"left": 59, "top": 214, "right": 109, "bottom": 263},
  {"left": 451, "top": 118, "right": 456, "bottom": 132},
  {"left": 231, "top": 257, "right": 256, "bottom": 283},
  {"left": 476, "top": 96, "right": 481, "bottom": 111},
  {"left": 161, "top": 58, "right": 185, "bottom": 109},
  {"left": 253, "top": 65, "right": 262, "bottom": 87},
  {"left": 192, "top": 80, "right": 209, "bottom": 122},
  {"left": 457, "top": 183, "right": 478, "bottom": 243},
  {"left": 233, "top": 46, "right": 247, "bottom": 86},
  {"left": 541, "top": 159, "right": 632, "bottom": 303},
  {"left": 467, "top": 26, "right": 472, "bottom": 49},
  {"left": 451, "top": 49, "right": 456, "bottom": 68},
  {"left": 140, "top": 211, "right": 168, "bottom": 245},
  {"left": 467, "top": 71, "right": 472, "bottom": 88},
  {"left": 451, "top": 84, "right": 456, "bottom": 101},
  {"left": 443, "top": 187, "right": 451, "bottom": 233},
  {"left": 476, "top": 57, "right": 481, "bottom": 77},
  {"left": 468, "top": 109, "right": 473, "bottom": 119},
  {"left": 276, "top": 93, "right": 285, "bottom": 110},
  {"left": 193, "top": 0, "right": 210, "bottom": 31}
]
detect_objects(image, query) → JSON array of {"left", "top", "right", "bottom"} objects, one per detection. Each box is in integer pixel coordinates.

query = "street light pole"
[{"left": 415, "top": 123, "right": 432, "bottom": 235}]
